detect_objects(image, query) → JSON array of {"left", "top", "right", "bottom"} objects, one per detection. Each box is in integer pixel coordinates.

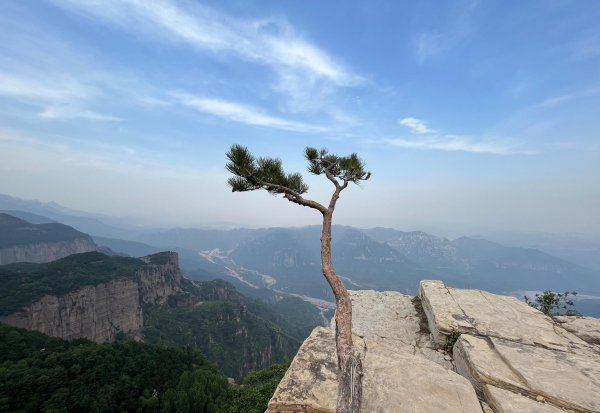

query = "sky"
[{"left": 0, "top": 0, "right": 599, "bottom": 236}]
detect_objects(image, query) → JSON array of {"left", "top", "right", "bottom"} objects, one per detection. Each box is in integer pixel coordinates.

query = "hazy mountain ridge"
[
  {"left": 2, "top": 195, "right": 598, "bottom": 310},
  {"left": 0, "top": 213, "right": 97, "bottom": 264}
]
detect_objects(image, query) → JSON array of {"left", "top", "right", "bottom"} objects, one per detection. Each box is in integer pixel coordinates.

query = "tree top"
[{"left": 225, "top": 144, "right": 371, "bottom": 196}]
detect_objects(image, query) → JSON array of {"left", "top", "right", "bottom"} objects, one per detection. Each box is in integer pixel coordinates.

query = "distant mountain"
[
  {"left": 0, "top": 210, "right": 55, "bottom": 224},
  {"left": 4, "top": 194, "right": 598, "bottom": 310},
  {"left": 481, "top": 231, "right": 600, "bottom": 271},
  {"left": 136, "top": 227, "right": 266, "bottom": 251},
  {"left": 363, "top": 227, "right": 600, "bottom": 295},
  {"left": 92, "top": 236, "right": 162, "bottom": 257},
  {"left": 227, "top": 226, "right": 426, "bottom": 299},
  {"left": 0, "top": 213, "right": 97, "bottom": 264},
  {"left": 139, "top": 224, "right": 600, "bottom": 304},
  {"left": 0, "top": 194, "right": 143, "bottom": 239}
]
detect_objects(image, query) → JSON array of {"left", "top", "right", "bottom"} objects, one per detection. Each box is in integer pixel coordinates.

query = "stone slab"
[
  {"left": 331, "top": 290, "right": 453, "bottom": 369},
  {"left": 419, "top": 280, "right": 586, "bottom": 351},
  {"left": 362, "top": 339, "right": 482, "bottom": 413},
  {"left": 268, "top": 327, "right": 339, "bottom": 413},
  {"left": 268, "top": 326, "right": 483, "bottom": 413},
  {"left": 455, "top": 334, "right": 600, "bottom": 413},
  {"left": 555, "top": 316, "right": 600, "bottom": 345},
  {"left": 343, "top": 290, "right": 420, "bottom": 346},
  {"left": 484, "top": 385, "right": 569, "bottom": 413}
]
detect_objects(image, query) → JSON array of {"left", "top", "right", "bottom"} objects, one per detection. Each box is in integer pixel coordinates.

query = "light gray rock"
[
  {"left": 484, "top": 385, "right": 569, "bottom": 413},
  {"left": 271, "top": 283, "right": 600, "bottom": 412},
  {"left": 555, "top": 316, "right": 600, "bottom": 345},
  {"left": 419, "top": 280, "right": 587, "bottom": 351},
  {"left": 340, "top": 290, "right": 420, "bottom": 346},
  {"left": 0, "top": 278, "right": 143, "bottom": 342},
  {"left": 268, "top": 326, "right": 483, "bottom": 413},
  {"left": 332, "top": 290, "right": 453, "bottom": 369},
  {"left": 267, "top": 327, "right": 339, "bottom": 413},
  {"left": 454, "top": 327, "right": 600, "bottom": 412}
]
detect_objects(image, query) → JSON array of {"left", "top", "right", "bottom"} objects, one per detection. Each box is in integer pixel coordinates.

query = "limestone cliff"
[
  {"left": 0, "top": 237, "right": 97, "bottom": 265},
  {"left": 269, "top": 281, "right": 600, "bottom": 413},
  {"left": 0, "top": 252, "right": 182, "bottom": 342}
]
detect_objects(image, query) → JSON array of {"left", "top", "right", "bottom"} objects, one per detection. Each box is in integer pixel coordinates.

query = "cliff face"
[
  {"left": 0, "top": 237, "right": 97, "bottom": 265},
  {"left": 0, "top": 252, "right": 182, "bottom": 342}
]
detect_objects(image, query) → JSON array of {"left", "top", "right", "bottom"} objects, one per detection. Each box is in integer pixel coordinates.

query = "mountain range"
[{"left": 1, "top": 193, "right": 599, "bottom": 316}]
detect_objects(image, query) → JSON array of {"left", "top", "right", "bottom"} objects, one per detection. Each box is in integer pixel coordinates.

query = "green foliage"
[
  {"left": 524, "top": 290, "right": 580, "bottom": 316},
  {"left": 304, "top": 147, "right": 371, "bottom": 183},
  {"left": 445, "top": 329, "right": 461, "bottom": 353},
  {"left": 142, "top": 299, "right": 299, "bottom": 379},
  {"left": 225, "top": 145, "right": 371, "bottom": 196},
  {"left": 0, "top": 324, "right": 229, "bottom": 413},
  {"left": 0, "top": 252, "right": 144, "bottom": 315},
  {"left": 226, "top": 145, "right": 309, "bottom": 194},
  {"left": 146, "top": 251, "right": 175, "bottom": 265},
  {"left": 220, "top": 360, "right": 291, "bottom": 413}
]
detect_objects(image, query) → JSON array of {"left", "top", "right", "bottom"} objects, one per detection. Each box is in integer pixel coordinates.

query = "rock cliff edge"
[{"left": 269, "top": 280, "right": 600, "bottom": 413}]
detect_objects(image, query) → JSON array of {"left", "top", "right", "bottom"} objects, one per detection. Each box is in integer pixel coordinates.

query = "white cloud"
[
  {"left": 384, "top": 135, "right": 524, "bottom": 155},
  {"left": 40, "top": 106, "right": 123, "bottom": 121},
  {"left": 49, "top": 0, "right": 362, "bottom": 102},
  {"left": 0, "top": 72, "right": 124, "bottom": 122},
  {"left": 0, "top": 72, "right": 95, "bottom": 103},
  {"left": 175, "top": 93, "right": 328, "bottom": 133},
  {"left": 399, "top": 117, "right": 437, "bottom": 134}
]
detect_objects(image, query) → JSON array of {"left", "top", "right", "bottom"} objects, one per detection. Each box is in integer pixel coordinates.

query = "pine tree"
[{"left": 226, "top": 145, "right": 371, "bottom": 413}]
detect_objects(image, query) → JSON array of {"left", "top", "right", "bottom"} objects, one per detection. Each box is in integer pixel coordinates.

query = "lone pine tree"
[{"left": 225, "top": 145, "right": 370, "bottom": 413}]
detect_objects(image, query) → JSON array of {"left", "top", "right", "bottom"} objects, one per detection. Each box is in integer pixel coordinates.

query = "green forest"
[{"left": 0, "top": 324, "right": 288, "bottom": 413}]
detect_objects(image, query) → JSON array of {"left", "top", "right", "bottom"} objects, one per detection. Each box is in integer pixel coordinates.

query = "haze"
[{"left": 1, "top": 1, "right": 599, "bottom": 236}]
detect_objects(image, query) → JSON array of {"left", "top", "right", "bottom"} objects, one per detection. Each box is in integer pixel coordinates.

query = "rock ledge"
[{"left": 268, "top": 281, "right": 600, "bottom": 413}]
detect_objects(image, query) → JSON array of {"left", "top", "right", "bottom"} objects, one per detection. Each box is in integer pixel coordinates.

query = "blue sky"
[{"left": 0, "top": 0, "right": 599, "bottom": 235}]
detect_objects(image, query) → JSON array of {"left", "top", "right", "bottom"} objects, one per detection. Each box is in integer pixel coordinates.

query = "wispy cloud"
[
  {"left": 399, "top": 117, "right": 437, "bottom": 134},
  {"left": 389, "top": 115, "right": 524, "bottom": 154},
  {"left": 40, "top": 106, "right": 123, "bottom": 121},
  {"left": 0, "top": 72, "right": 95, "bottom": 103},
  {"left": 414, "top": 0, "right": 480, "bottom": 63},
  {"left": 385, "top": 136, "right": 522, "bottom": 155},
  {"left": 49, "top": 0, "right": 362, "bottom": 111},
  {"left": 0, "top": 72, "right": 123, "bottom": 121},
  {"left": 175, "top": 93, "right": 328, "bottom": 133}
]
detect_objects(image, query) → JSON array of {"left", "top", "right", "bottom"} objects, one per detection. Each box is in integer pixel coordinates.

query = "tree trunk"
[{"left": 321, "top": 212, "right": 363, "bottom": 413}]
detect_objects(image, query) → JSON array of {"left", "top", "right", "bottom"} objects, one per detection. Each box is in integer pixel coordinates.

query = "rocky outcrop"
[
  {"left": 269, "top": 281, "right": 600, "bottom": 412},
  {"left": 554, "top": 315, "right": 600, "bottom": 345},
  {"left": 0, "top": 252, "right": 182, "bottom": 342},
  {"left": 422, "top": 280, "right": 600, "bottom": 413},
  {"left": 0, "top": 237, "right": 97, "bottom": 265},
  {"left": 269, "top": 290, "right": 483, "bottom": 412}
]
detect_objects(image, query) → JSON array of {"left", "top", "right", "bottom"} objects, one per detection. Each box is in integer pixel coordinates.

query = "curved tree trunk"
[{"left": 321, "top": 212, "right": 363, "bottom": 413}]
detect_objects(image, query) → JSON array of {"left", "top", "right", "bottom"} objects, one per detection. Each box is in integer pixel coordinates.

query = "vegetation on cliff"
[
  {"left": 143, "top": 279, "right": 301, "bottom": 379},
  {"left": 0, "top": 251, "right": 145, "bottom": 315}
]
